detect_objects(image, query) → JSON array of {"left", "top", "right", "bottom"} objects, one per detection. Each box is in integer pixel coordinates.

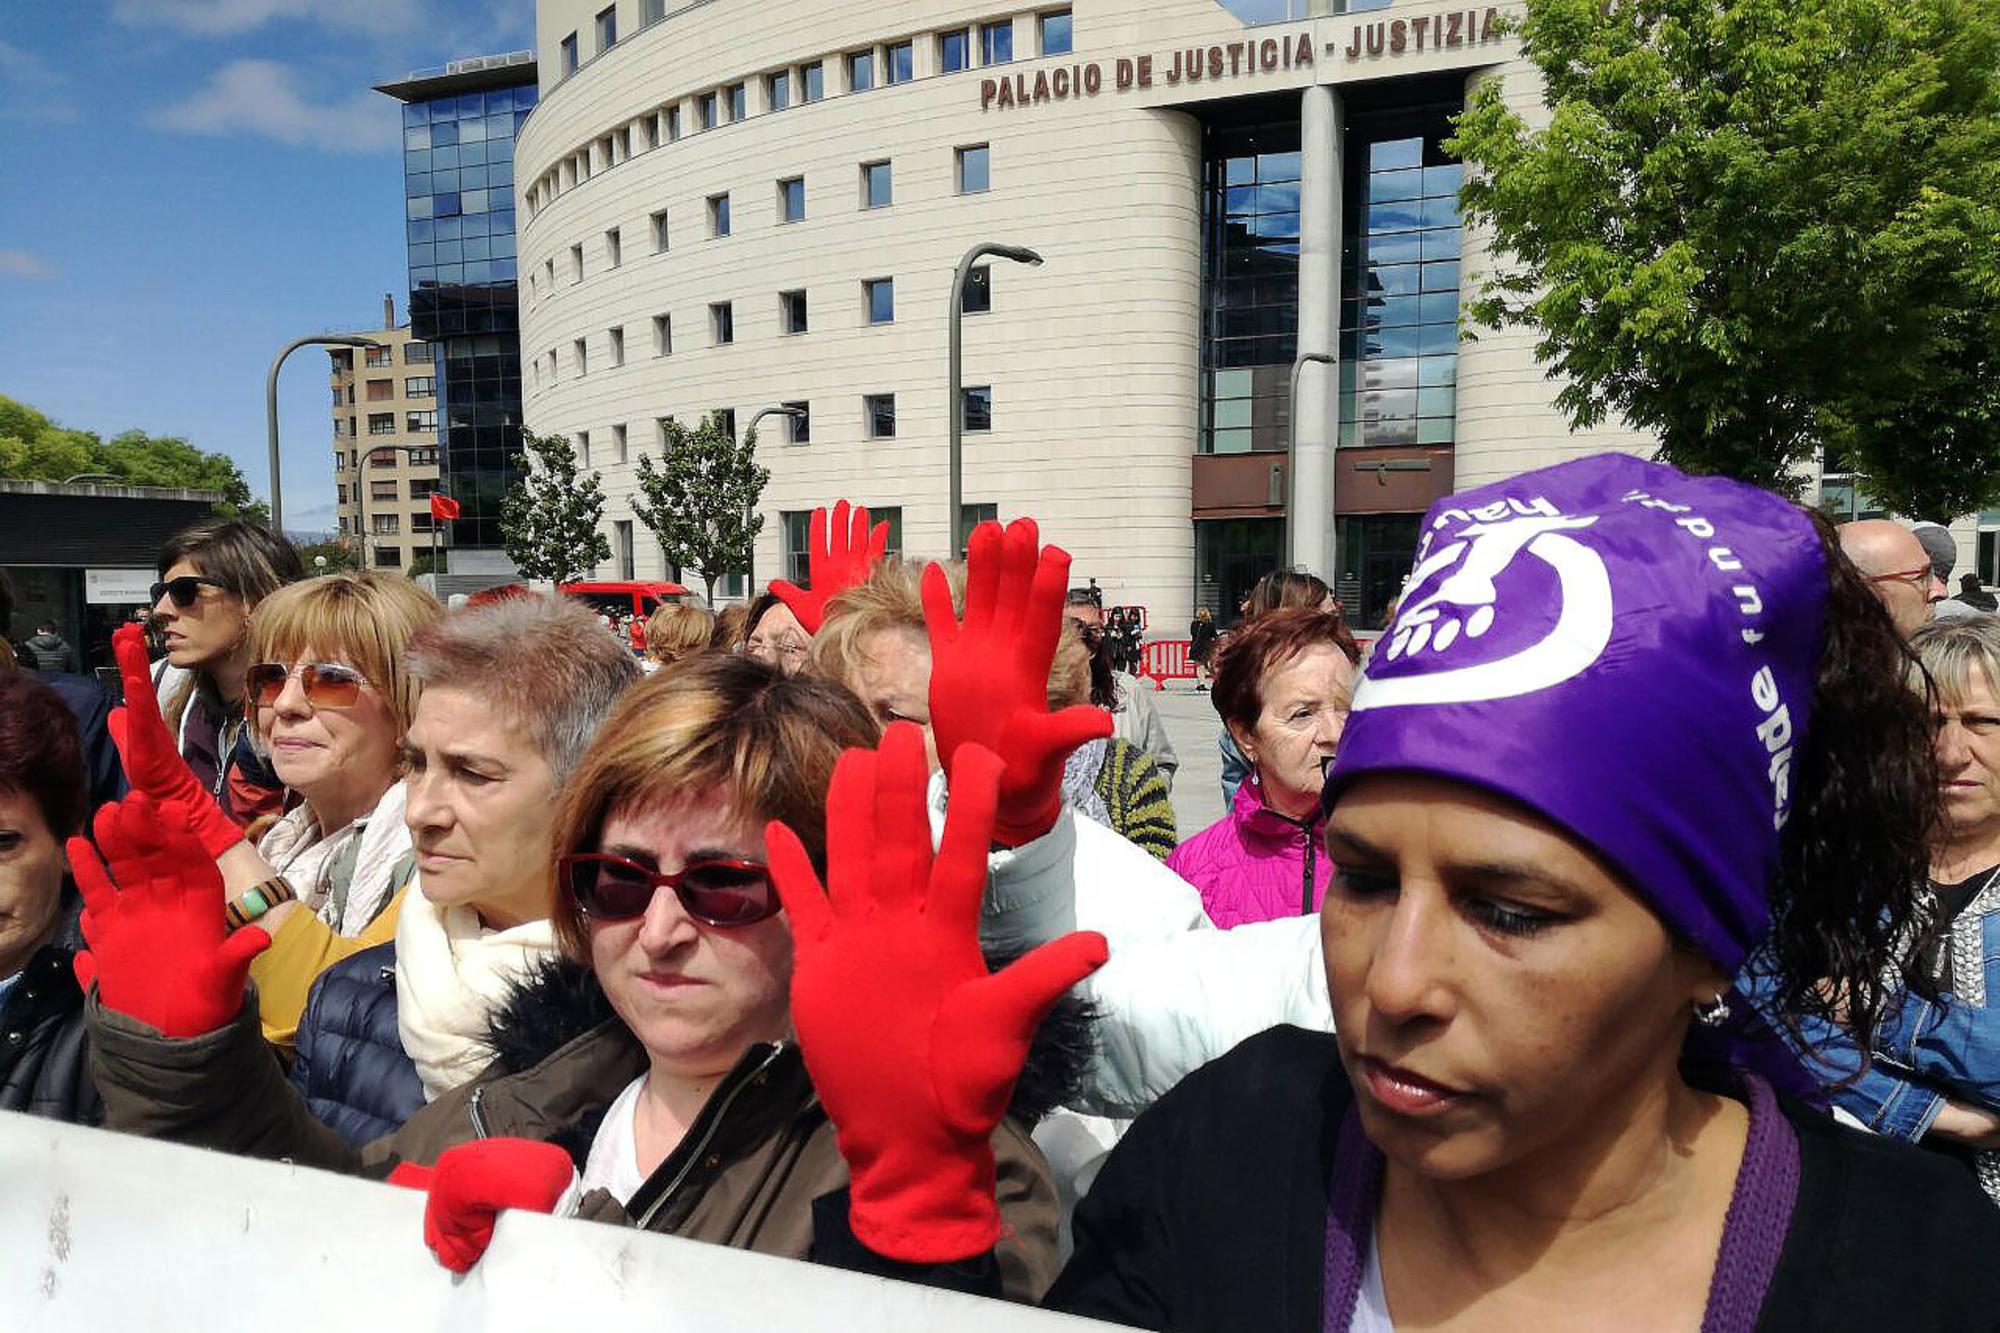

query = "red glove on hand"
[
  {"left": 393, "top": 1138, "right": 575, "bottom": 1274},
  {"left": 105, "top": 623, "right": 244, "bottom": 859},
  {"left": 922, "top": 518, "right": 1113, "bottom": 846},
  {"left": 69, "top": 792, "right": 269, "bottom": 1037},
  {"left": 770, "top": 499, "right": 891, "bottom": 634},
  {"left": 766, "top": 723, "right": 1108, "bottom": 1262}
]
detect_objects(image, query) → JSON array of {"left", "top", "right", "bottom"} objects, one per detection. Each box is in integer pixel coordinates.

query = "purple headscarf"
[{"left": 1326, "top": 453, "right": 1826, "bottom": 975}]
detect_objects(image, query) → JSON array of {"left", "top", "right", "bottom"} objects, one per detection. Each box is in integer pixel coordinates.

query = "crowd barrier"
[
  {"left": 0, "top": 1111, "right": 1120, "bottom": 1332},
  {"left": 1138, "top": 639, "right": 1195, "bottom": 684}
]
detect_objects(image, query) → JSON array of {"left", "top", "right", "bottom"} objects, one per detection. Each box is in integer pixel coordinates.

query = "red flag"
[{"left": 429, "top": 493, "right": 461, "bottom": 521}]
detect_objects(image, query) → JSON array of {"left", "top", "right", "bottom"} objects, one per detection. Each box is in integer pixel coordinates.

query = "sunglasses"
[
  {"left": 151, "top": 575, "right": 229, "bottom": 608},
  {"left": 1866, "top": 564, "right": 1939, "bottom": 590},
  {"left": 246, "top": 661, "right": 369, "bottom": 709},
  {"left": 558, "top": 852, "right": 780, "bottom": 927}
]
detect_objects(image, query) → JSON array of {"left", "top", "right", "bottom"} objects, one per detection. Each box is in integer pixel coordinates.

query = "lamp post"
[
  {"left": 1284, "top": 350, "right": 1339, "bottom": 574},
  {"left": 742, "top": 404, "right": 807, "bottom": 599},
  {"left": 61, "top": 472, "right": 121, "bottom": 486},
  {"left": 949, "top": 242, "right": 1042, "bottom": 558},
  {"left": 354, "top": 443, "right": 434, "bottom": 573},
  {"left": 268, "top": 333, "right": 383, "bottom": 534}
]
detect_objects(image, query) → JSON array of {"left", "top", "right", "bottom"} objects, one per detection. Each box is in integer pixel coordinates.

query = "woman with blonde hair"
[{"left": 641, "top": 602, "right": 714, "bottom": 673}]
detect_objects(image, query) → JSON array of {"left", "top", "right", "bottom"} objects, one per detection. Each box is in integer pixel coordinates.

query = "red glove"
[
  {"left": 392, "top": 1138, "right": 575, "bottom": 1274},
  {"left": 69, "top": 792, "right": 269, "bottom": 1037},
  {"left": 105, "top": 623, "right": 244, "bottom": 859},
  {"left": 766, "top": 722, "right": 1108, "bottom": 1262},
  {"left": 770, "top": 500, "right": 891, "bottom": 634},
  {"left": 922, "top": 518, "right": 1112, "bottom": 846}
]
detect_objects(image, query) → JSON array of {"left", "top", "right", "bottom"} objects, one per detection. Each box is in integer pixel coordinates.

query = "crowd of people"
[{"left": 7, "top": 457, "right": 2000, "bottom": 1328}]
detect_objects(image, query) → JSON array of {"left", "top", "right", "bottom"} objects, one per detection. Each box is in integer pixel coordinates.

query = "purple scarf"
[{"left": 1323, "top": 1073, "right": 1800, "bottom": 1332}]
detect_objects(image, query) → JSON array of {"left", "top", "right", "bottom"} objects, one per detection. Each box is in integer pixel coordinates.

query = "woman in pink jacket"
[{"left": 1167, "top": 608, "right": 1355, "bottom": 927}]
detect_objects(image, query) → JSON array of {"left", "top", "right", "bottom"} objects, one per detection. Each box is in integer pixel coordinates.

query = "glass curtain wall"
[{"left": 1199, "top": 120, "right": 1301, "bottom": 456}]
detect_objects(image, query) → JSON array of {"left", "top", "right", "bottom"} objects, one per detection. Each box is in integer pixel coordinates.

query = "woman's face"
[
  {"left": 1321, "top": 774, "right": 1724, "bottom": 1182},
  {"left": 402, "top": 686, "right": 557, "bottom": 928},
  {"left": 1232, "top": 643, "right": 1353, "bottom": 818},
  {"left": 851, "top": 627, "right": 940, "bottom": 770},
  {"left": 588, "top": 790, "right": 793, "bottom": 1079},
  {"left": 0, "top": 788, "right": 65, "bottom": 980},
  {"left": 153, "top": 558, "right": 251, "bottom": 674},
  {"left": 745, "top": 602, "right": 810, "bottom": 676},
  {"left": 258, "top": 648, "right": 401, "bottom": 816}
]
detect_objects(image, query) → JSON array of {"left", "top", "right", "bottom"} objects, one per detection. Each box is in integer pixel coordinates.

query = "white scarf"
[
  {"left": 394, "top": 885, "right": 556, "bottom": 1100},
  {"left": 257, "top": 782, "right": 412, "bottom": 936}
]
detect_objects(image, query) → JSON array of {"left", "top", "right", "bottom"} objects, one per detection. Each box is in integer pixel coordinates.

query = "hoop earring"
[{"left": 1692, "top": 993, "right": 1732, "bottom": 1027}]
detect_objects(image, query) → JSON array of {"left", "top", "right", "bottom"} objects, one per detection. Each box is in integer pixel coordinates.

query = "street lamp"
[
  {"left": 949, "top": 242, "right": 1042, "bottom": 557},
  {"left": 1284, "top": 350, "right": 1339, "bottom": 575},
  {"left": 743, "top": 405, "right": 807, "bottom": 599},
  {"left": 268, "top": 333, "right": 384, "bottom": 534}
]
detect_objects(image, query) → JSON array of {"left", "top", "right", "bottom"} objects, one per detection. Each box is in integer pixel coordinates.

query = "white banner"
[
  {"left": 84, "top": 569, "right": 155, "bottom": 605},
  {"left": 0, "top": 1112, "right": 1120, "bottom": 1332}
]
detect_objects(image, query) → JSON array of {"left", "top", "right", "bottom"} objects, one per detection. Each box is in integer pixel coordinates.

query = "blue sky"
[{"left": 0, "top": 0, "right": 533, "bottom": 537}]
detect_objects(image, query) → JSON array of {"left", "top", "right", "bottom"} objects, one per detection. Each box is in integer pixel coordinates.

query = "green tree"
[
  {"left": 296, "top": 538, "right": 359, "bottom": 574},
  {"left": 0, "top": 393, "right": 268, "bottom": 521},
  {"left": 630, "top": 413, "right": 770, "bottom": 604},
  {"left": 406, "top": 549, "right": 448, "bottom": 579},
  {"left": 1449, "top": 0, "right": 2000, "bottom": 514},
  {"left": 499, "top": 428, "right": 611, "bottom": 585}
]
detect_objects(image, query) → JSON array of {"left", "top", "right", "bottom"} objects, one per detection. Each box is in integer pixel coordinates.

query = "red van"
[{"left": 559, "top": 580, "right": 691, "bottom": 652}]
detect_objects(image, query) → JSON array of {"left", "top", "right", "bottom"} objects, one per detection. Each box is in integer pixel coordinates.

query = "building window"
[
  {"left": 783, "top": 400, "right": 810, "bottom": 444},
  {"left": 651, "top": 208, "right": 669, "bottom": 252},
  {"left": 373, "top": 547, "right": 402, "bottom": 567},
  {"left": 653, "top": 313, "right": 672, "bottom": 355},
  {"left": 577, "top": 429, "right": 591, "bottom": 467},
  {"left": 544, "top": 256, "right": 555, "bottom": 289},
  {"left": 411, "top": 512, "right": 435, "bottom": 534},
  {"left": 861, "top": 160, "right": 892, "bottom": 208},
  {"left": 939, "top": 28, "right": 971, "bottom": 72},
  {"left": 956, "top": 144, "right": 990, "bottom": 194},
  {"left": 1039, "top": 9, "right": 1073, "bottom": 56},
  {"left": 699, "top": 90, "right": 719, "bottom": 130},
  {"left": 570, "top": 242, "right": 584, "bottom": 283},
  {"left": 366, "top": 379, "right": 394, "bottom": 401},
  {"left": 709, "top": 193, "right": 730, "bottom": 236},
  {"left": 574, "top": 337, "right": 588, "bottom": 375},
  {"left": 642, "top": 113, "right": 659, "bottom": 150},
  {"left": 846, "top": 49, "right": 874, "bottom": 92},
  {"left": 614, "top": 519, "right": 635, "bottom": 580},
  {"left": 801, "top": 61, "right": 824, "bottom": 102},
  {"left": 963, "top": 386, "right": 993, "bottom": 432},
  {"left": 864, "top": 277, "right": 895, "bottom": 325},
  {"left": 665, "top": 104, "right": 681, "bottom": 139},
  {"left": 337, "top": 483, "right": 347, "bottom": 502},
  {"left": 560, "top": 32, "right": 579, "bottom": 76},
  {"left": 407, "top": 411, "right": 436, "bottom": 433},
  {"left": 595, "top": 5, "right": 616, "bottom": 52},
  {"left": 365, "top": 345, "right": 394, "bottom": 367},
  {"left": 781, "top": 510, "right": 813, "bottom": 585},
  {"left": 367, "top": 413, "right": 395, "bottom": 435},
  {"left": 371, "top": 479, "right": 399, "bottom": 501},
  {"left": 408, "top": 478, "right": 438, "bottom": 499},
  {"left": 609, "top": 326, "right": 625, "bottom": 366},
  {"left": 372, "top": 512, "right": 401, "bottom": 535},
  {"left": 642, "top": 0, "right": 664, "bottom": 22},
  {"left": 407, "top": 447, "right": 437, "bottom": 464},
  {"left": 403, "top": 341, "right": 431, "bottom": 363},
  {"left": 605, "top": 226, "right": 622, "bottom": 268},
  {"left": 778, "top": 175, "right": 805, "bottom": 223},
  {"left": 780, "top": 289, "right": 809, "bottom": 334},
  {"left": 886, "top": 40, "right": 914, "bottom": 84},
  {"left": 711, "top": 301, "right": 734, "bottom": 345},
  {"left": 716, "top": 408, "right": 738, "bottom": 441},
  {"left": 613, "top": 422, "right": 628, "bottom": 463},
  {"left": 768, "top": 69, "right": 791, "bottom": 111},
  {"left": 405, "top": 376, "right": 436, "bottom": 396},
  {"left": 333, "top": 420, "right": 346, "bottom": 439},
  {"left": 981, "top": 20, "right": 1014, "bottom": 65},
  {"left": 724, "top": 82, "right": 746, "bottom": 122},
  {"left": 962, "top": 265, "right": 992, "bottom": 314},
  {"left": 864, "top": 393, "right": 896, "bottom": 439}
]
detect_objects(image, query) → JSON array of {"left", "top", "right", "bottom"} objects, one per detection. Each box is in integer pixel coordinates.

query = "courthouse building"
[{"left": 514, "top": 0, "right": 1653, "bottom": 627}]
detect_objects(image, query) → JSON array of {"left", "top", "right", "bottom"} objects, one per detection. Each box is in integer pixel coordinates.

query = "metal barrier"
[{"left": 1138, "top": 639, "right": 1196, "bottom": 684}]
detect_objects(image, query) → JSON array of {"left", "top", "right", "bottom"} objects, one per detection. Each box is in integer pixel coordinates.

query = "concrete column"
[{"left": 1291, "top": 81, "right": 1343, "bottom": 578}]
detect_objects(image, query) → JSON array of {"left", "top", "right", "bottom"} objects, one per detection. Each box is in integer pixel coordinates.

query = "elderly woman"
[
  {"left": 1169, "top": 608, "right": 1356, "bottom": 928},
  {"left": 866, "top": 455, "right": 2000, "bottom": 1327},
  {"left": 73, "top": 654, "right": 1077, "bottom": 1299},
  {"left": 1219, "top": 570, "right": 1362, "bottom": 806}
]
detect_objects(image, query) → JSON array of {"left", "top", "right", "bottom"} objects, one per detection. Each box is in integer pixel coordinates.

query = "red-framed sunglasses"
[{"left": 557, "top": 852, "right": 780, "bottom": 927}]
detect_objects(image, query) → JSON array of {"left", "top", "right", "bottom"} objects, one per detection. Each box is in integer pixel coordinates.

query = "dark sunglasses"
[
  {"left": 558, "top": 852, "right": 780, "bottom": 928},
  {"left": 246, "top": 661, "right": 369, "bottom": 709},
  {"left": 150, "top": 575, "right": 229, "bottom": 608}
]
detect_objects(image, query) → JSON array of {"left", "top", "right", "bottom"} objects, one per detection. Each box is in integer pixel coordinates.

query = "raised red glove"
[
  {"left": 766, "top": 722, "right": 1108, "bottom": 1262},
  {"left": 68, "top": 791, "right": 269, "bottom": 1037},
  {"left": 105, "top": 623, "right": 244, "bottom": 859},
  {"left": 401, "top": 1138, "right": 575, "bottom": 1274},
  {"left": 922, "top": 518, "right": 1112, "bottom": 845},
  {"left": 770, "top": 499, "right": 891, "bottom": 634}
]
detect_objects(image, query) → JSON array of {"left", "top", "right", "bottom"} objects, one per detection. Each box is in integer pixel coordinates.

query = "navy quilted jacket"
[{"left": 289, "top": 943, "right": 426, "bottom": 1147}]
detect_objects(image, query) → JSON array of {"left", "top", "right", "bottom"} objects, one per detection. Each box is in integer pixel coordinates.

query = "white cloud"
[
  {"left": 112, "top": 0, "right": 414, "bottom": 37},
  {"left": 0, "top": 39, "right": 78, "bottom": 123},
  {"left": 148, "top": 60, "right": 401, "bottom": 152},
  {"left": 0, "top": 250, "right": 60, "bottom": 280}
]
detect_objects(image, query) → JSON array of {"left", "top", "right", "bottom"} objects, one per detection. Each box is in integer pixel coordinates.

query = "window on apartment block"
[
  {"left": 727, "top": 82, "right": 747, "bottom": 121},
  {"left": 612, "top": 422, "right": 628, "bottom": 463},
  {"left": 699, "top": 90, "right": 719, "bottom": 130},
  {"left": 886, "top": 40, "right": 914, "bottom": 84},
  {"left": 368, "top": 413, "right": 395, "bottom": 435},
  {"left": 981, "top": 20, "right": 1014, "bottom": 65},
  {"left": 605, "top": 226, "right": 622, "bottom": 268},
  {"left": 861, "top": 160, "right": 892, "bottom": 208},
  {"left": 768, "top": 69, "right": 791, "bottom": 111},
  {"left": 711, "top": 301, "right": 734, "bottom": 345},
  {"left": 783, "top": 400, "right": 810, "bottom": 444},
  {"left": 846, "top": 49, "right": 874, "bottom": 92},
  {"left": 570, "top": 242, "right": 584, "bottom": 283},
  {"left": 595, "top": 5, "right": 616, "bottom": 52},
  {"left": 609, "top": 326, "right": 625, "bottom": 366},
  {"left": 651, "top": 208, "right": 669, "bottom": 252},
  {"left": 366, "top": 378, "right": 393, "bottom": 401},
  {"left": 574, "top": 337, "right": 588, "bottom": 375},
  {"left": 939, "top": 28, "right": 970, "bottom": 72},
  {"left": 963, "top": 385, "right": 993, "bottom": 432},
  {"left": 801, "top": 61, "right": 824, "bottom": 102},
  {"left": 560, "top": 32, "right": 578, "bottom": 77},
  {"left": 1039, "top": 10, "right": 1073, "bottom": 56},
  {"left": 957, "top": 144, "right": 990, "bottom": 194},
  {"left": 780, "top": 289, "right": 809, "bottom": 334},
  {"left": 405, "top": 376, "right": 435, "bottom": 397},
  {"left": 709, "top": 192, "right": 731, "bottom": 236},
  {"left": 778, "top": 175, "right": 805, "bottom": 222},
  {"left": 864, "top": 277, "right": 895, "bottom": 325},
  {"left": 653, "top": 313, "right": 671, "bottom": 355},
  {"left": 864, "top": 393, "right": 896, "bottom": 439}
]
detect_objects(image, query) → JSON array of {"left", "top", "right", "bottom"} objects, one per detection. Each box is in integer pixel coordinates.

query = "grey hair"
[
  {"left": 407, "top": 593, "right": 640, "bottom": 787},
  {"left": 1912, "top": 617, "right": 2000, "bottom": 709}
]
